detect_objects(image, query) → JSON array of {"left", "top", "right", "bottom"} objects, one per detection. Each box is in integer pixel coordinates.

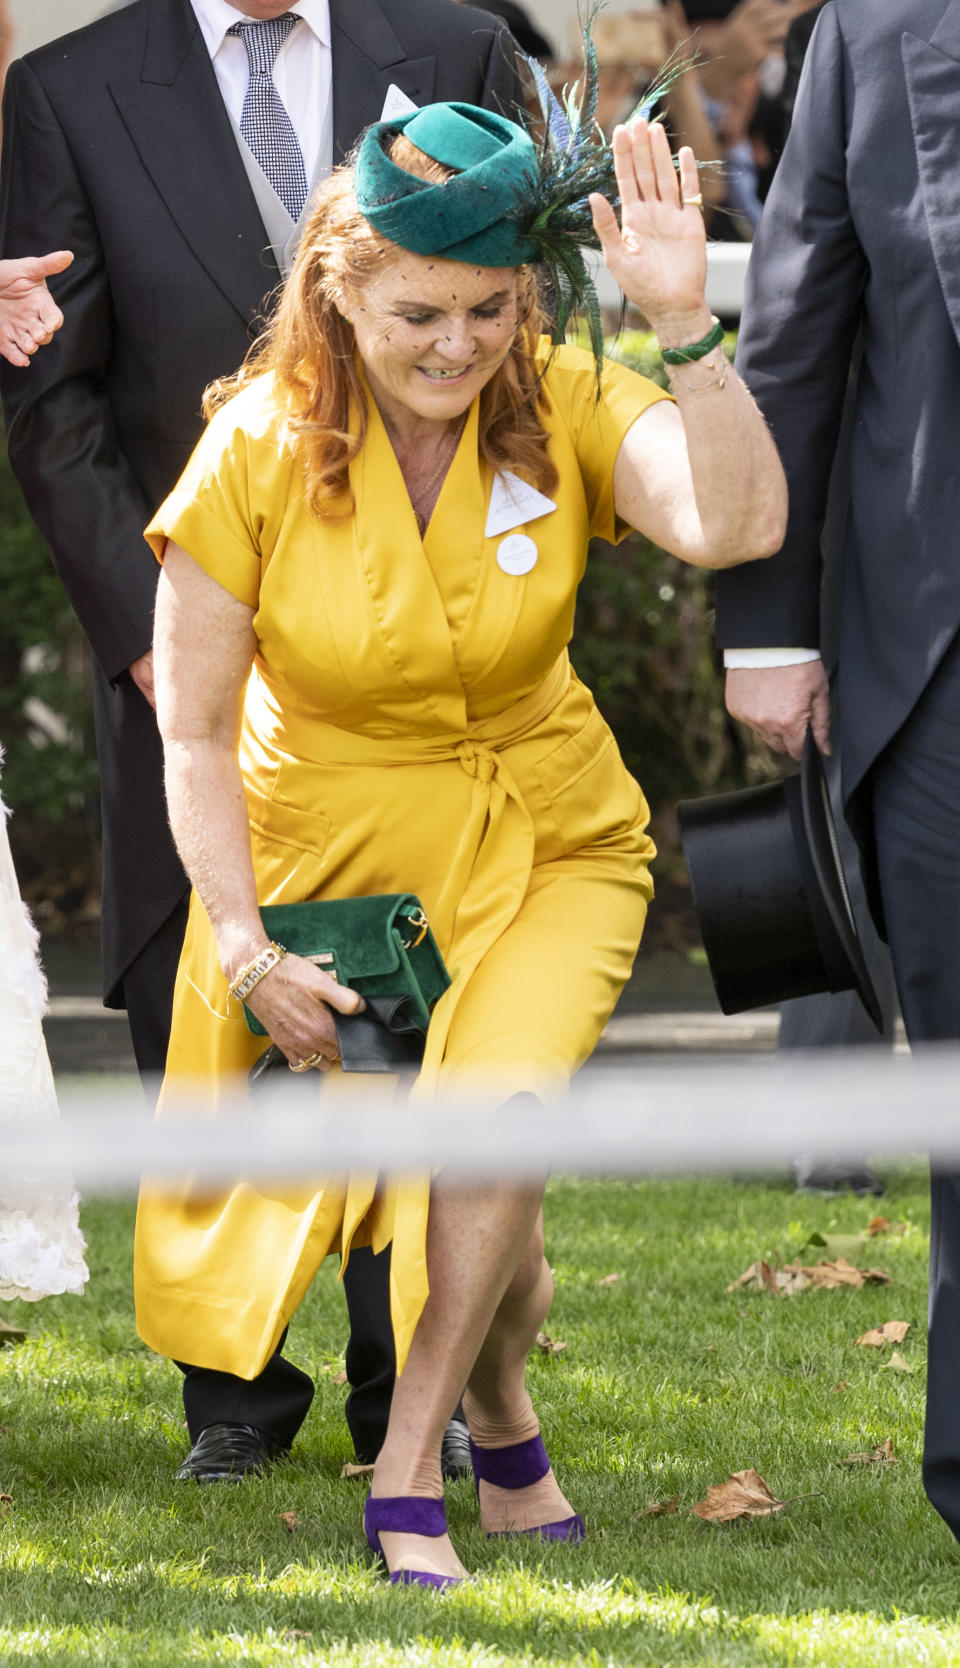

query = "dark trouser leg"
[
  {"left": 122, "top": 892, "right": 190, "bottom": 1099},
  {"left": 779, "top": 750, "right": 898, "bottom": 1188},
  {"left": 343, "top": 1246, "right": 397, "bottom": 1462},
  {"left": 174, "top": 1254, "right": 406, "bottom": 1462},
  {"left": 869, "top": 634, "right": 960, "bottom": 1543},
  {"left": 177, "top": 1328, "right": 315, "bottom": 1449}
]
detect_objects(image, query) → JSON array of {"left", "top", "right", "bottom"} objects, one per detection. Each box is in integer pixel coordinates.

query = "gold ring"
[
  {"left": 290, "top": 1051, "right": 324, "bottom": 1072},
  {"left": 682, "top": 192, "right": 704, "bottom": 208}
]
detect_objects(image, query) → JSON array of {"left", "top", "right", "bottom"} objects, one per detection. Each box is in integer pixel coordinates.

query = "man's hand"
[
  {"left": 0, "top": 251, "right": 74, "bottom": 367},
  {"left": 129, "top": 650, "right": 156, "bottom": 710},
  {"left": 725, "top": 659, "right": 831, "bottom": 760},
  {"left": 698, "top": 0, "right": 798, "bottom": 100}
]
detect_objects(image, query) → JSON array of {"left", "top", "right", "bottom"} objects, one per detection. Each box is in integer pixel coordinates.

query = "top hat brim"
[
  {"left": 798, "top": 733, "right": 883, "bottom": 1031},
  {"left": 677, "top": 736, "right": 883, "bottom": 1029}
]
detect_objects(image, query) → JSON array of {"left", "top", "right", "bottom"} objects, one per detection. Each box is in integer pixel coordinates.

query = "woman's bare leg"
[
  {"left": 371, "top": 1179, "right": 544, "bottom": 1580},
  {"left": 462, "top": 1211, "right": 576, "bottom": 1534}
]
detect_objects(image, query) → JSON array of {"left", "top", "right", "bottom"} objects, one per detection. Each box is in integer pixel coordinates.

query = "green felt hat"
[
  {"left": 354, "top": 103, "right": 539, "bottom": 268},
  {"left": 351, "top": 18, "right": 698, "bottom": 378}
]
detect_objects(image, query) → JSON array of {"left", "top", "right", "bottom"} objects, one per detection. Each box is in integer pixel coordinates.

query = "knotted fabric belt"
[{"left": 243, "top": 656, "right": 573, "bottom": 1091}]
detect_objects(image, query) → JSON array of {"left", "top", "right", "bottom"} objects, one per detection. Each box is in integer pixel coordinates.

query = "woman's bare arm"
[
  {"left": 154, "top": 542, "right": 362, "bottom": 1067},
  {"left": 590, "top": 120, "right": 787, "bottom": 568}
]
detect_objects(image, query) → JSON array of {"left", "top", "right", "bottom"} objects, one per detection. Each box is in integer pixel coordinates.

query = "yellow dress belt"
[{"left": 244, "top": 654, "right": 572, "bottom": 1091}]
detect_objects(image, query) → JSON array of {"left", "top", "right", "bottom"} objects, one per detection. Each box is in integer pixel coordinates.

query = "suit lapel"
[
  {"left": 329, "top": 0, "right": 435, "bottom": 162},
  {"left": 108, "top": 0, "right": 279, "bottom": 327},
  {"left": 902, "top": 19, "right": 960, "bottom": 350}
]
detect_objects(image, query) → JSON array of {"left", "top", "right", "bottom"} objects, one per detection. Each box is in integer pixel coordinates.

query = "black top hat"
[
  {"left": 672, "top": 0, "right": 743, "bottom": 21},
  {"left": 677, "top": 734, "right": 883, "bottom": 1028}
]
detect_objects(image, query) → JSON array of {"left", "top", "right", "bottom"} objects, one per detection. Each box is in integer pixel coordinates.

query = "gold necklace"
[{"left": 411, "top": 418, "right": 467, "bottom": 536}]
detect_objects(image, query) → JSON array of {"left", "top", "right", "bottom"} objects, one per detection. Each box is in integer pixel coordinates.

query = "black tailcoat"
[{"left": 0, "top": 0, "right": 520, "bottom": 1004}]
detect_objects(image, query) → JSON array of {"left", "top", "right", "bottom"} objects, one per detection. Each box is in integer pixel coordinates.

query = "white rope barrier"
[{"left": 3, "top": 1049, "right": 958, "bottom": 1190}]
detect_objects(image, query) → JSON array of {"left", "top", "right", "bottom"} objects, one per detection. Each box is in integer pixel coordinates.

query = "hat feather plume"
[{"left": 519, "top": 7, "right": 699, "bottom": 379}]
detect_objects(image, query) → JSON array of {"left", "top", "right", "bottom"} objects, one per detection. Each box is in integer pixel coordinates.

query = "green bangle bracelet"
[{"left": 660, "top": 317, "right": 725, "bottom": 365}]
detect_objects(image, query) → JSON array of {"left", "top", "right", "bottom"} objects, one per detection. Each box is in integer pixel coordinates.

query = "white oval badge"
[{"left": 497, "top": 533, "right": 538, "bottom": 576}]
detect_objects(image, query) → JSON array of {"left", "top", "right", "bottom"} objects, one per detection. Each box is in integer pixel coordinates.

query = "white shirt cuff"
[{"left": 723, "top": 647, "right": 821, "bottom": 669}]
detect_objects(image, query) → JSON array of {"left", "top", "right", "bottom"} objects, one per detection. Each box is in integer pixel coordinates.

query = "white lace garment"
[{"left": 0, "top": 759, "right": 88, "bottom": 1301}]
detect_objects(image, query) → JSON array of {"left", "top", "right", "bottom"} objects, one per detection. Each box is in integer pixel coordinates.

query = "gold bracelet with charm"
[
  {"left": 227, "top": 942, "right": 287, "bottom": 1006},
  {"left": 666, "top": 346, "right": 729, "bottom": 395}
]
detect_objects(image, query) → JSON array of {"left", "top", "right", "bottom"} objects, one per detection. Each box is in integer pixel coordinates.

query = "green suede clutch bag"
[{"left": 242, "top": 893, "right": 449, "bottom": 1040}]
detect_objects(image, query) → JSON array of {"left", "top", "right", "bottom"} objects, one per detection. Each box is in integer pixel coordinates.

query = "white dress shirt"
[
  {"left": 189, "top": 0, "right": 332, "bottom": 183},
  {"left": 724, "top": 648, "right": 821, "bottom": 668}
]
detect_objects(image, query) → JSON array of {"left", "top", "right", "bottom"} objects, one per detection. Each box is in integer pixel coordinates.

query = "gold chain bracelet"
[{"left": 666, "top": 348, "right": 729, "bottom": 395}]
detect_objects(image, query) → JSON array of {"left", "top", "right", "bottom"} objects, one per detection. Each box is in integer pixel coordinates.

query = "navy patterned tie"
[{"left": 228, "top": 14, "right": 309, "bottom": 221}]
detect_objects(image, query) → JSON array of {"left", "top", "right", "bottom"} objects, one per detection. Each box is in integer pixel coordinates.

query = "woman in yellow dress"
[{"left": 134, "top": 100, "right": 786, "bottom": 1587}]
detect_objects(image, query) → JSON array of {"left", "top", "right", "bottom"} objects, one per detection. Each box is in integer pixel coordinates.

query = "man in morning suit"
[
  {"left": 715, "top": 0, "right": 960, "bottom": 1543},
  {"left": 0, "top": 0, "right": 522, "bottom": 1482}
]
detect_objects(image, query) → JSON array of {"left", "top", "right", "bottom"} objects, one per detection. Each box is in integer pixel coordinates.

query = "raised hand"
[
  {"left": 589, "top": 120, "right": 708, "bottom": 340},
  {"left": 0, "top": 251, "right": 74, "bottom": 367}
]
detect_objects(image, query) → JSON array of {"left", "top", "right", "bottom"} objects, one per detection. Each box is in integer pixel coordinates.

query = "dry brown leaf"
[
  {"left": 638, "top": 1495, "right": 679, "bottom": 1518},
  {"left": 331, "top": 1371, "right": 348, "bottom": 1386},
  {"left": 856, "top": 1320, "right": 911, "bottom": 1348},
  {"left": 279, "top": 1510, "right": 302, "bottom": 1532},
  {"left": 536, "top": 1331, "right": 567, "bottom": 1355},
  {"left": 693, "top": 1469, "right": 786, "bottom": 1523},
  {"left": 340, "top": 1462, "right": 375, "bottom": 1480},
  {"left": 842, "top": 1439, "right": 897, "bottom": 1466},
  {"left": 727, "top": 1259, "right": 809, "bottom": 1294},
  {"left": 881, "top": 1351, "right": 915, "bottom": 1375},
  {"left": 598, "top": 1273, "right": 620, "bottom": 1287},
  {"left": 830, "top": 1382, "right": 850, "bottom": 1394},
  {"left": 808, "top": 1258, "right": 890, "bottom": 1289},
  {"left": 727, "top": 1260, "right": 777, "bottom": 1293},
  {"left": 727, "top": 1257, "right": 888, "bottom": 1296}
]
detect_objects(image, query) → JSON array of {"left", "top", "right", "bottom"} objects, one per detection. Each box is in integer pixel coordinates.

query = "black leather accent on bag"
[
  {"left": 333, "top": 994, "right": 426, "bottom": 1072},
  {"left": 248, "top": 994, "right": 426, "bottom": 1089}
]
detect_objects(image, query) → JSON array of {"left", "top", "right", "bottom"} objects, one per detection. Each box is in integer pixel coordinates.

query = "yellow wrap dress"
[{"left": 134, "top": 342, "right": 667, "bottom": 1380}]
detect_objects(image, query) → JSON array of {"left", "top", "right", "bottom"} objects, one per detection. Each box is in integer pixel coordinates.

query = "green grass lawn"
[{"left": 1, "top": 1167, "right": 957, "bottom": 1666}]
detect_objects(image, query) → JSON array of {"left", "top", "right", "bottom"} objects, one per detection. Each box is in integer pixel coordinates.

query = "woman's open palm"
[{"left": 589, "top": 120, "right": 707, "bottom": 326}]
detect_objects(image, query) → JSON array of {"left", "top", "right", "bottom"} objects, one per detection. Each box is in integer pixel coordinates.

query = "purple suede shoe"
[
  {"left": 363, "top": 1494, "right": 462, "bottom": 1592},
  {"left": 469, "top": 1433, "right": 585, "bottom": 1543}
]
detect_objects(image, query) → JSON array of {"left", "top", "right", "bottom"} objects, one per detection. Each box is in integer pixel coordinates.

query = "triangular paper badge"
[
  {"left": 485, "top": 471, "right": 558, "bottom": 538},
  {"left": 380, "top": 84, "right": 420, "bottom": 120}
]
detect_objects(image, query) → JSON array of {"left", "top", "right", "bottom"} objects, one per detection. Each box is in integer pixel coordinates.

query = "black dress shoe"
[
  {"left": 175, "top": 1422, "right": 282, "bottom": 1483},
  {"left": 440, "top": 1416, "right": 473, "bottom": 1481}
]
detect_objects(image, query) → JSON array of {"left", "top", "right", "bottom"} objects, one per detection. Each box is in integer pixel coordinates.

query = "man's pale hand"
[
  {"left": 699, "top": 0, "right": 798, "bottom": 98},
  {"left": 0, "top": 251, "right": 74, "bottom": 367},
  {"left": 725, "top": 660, "right": 831, "bottom": 760},
  {"left": 129, "top": 650, "right": 157, "bottom": 710}
]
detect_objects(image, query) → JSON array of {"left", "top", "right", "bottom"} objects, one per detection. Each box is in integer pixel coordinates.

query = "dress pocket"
[
  {"left": 535, "top": 704, "right": 644, "bottom": 852},
  {"left": 246, "top": 773, "right": 332, "bottom": 905}
]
